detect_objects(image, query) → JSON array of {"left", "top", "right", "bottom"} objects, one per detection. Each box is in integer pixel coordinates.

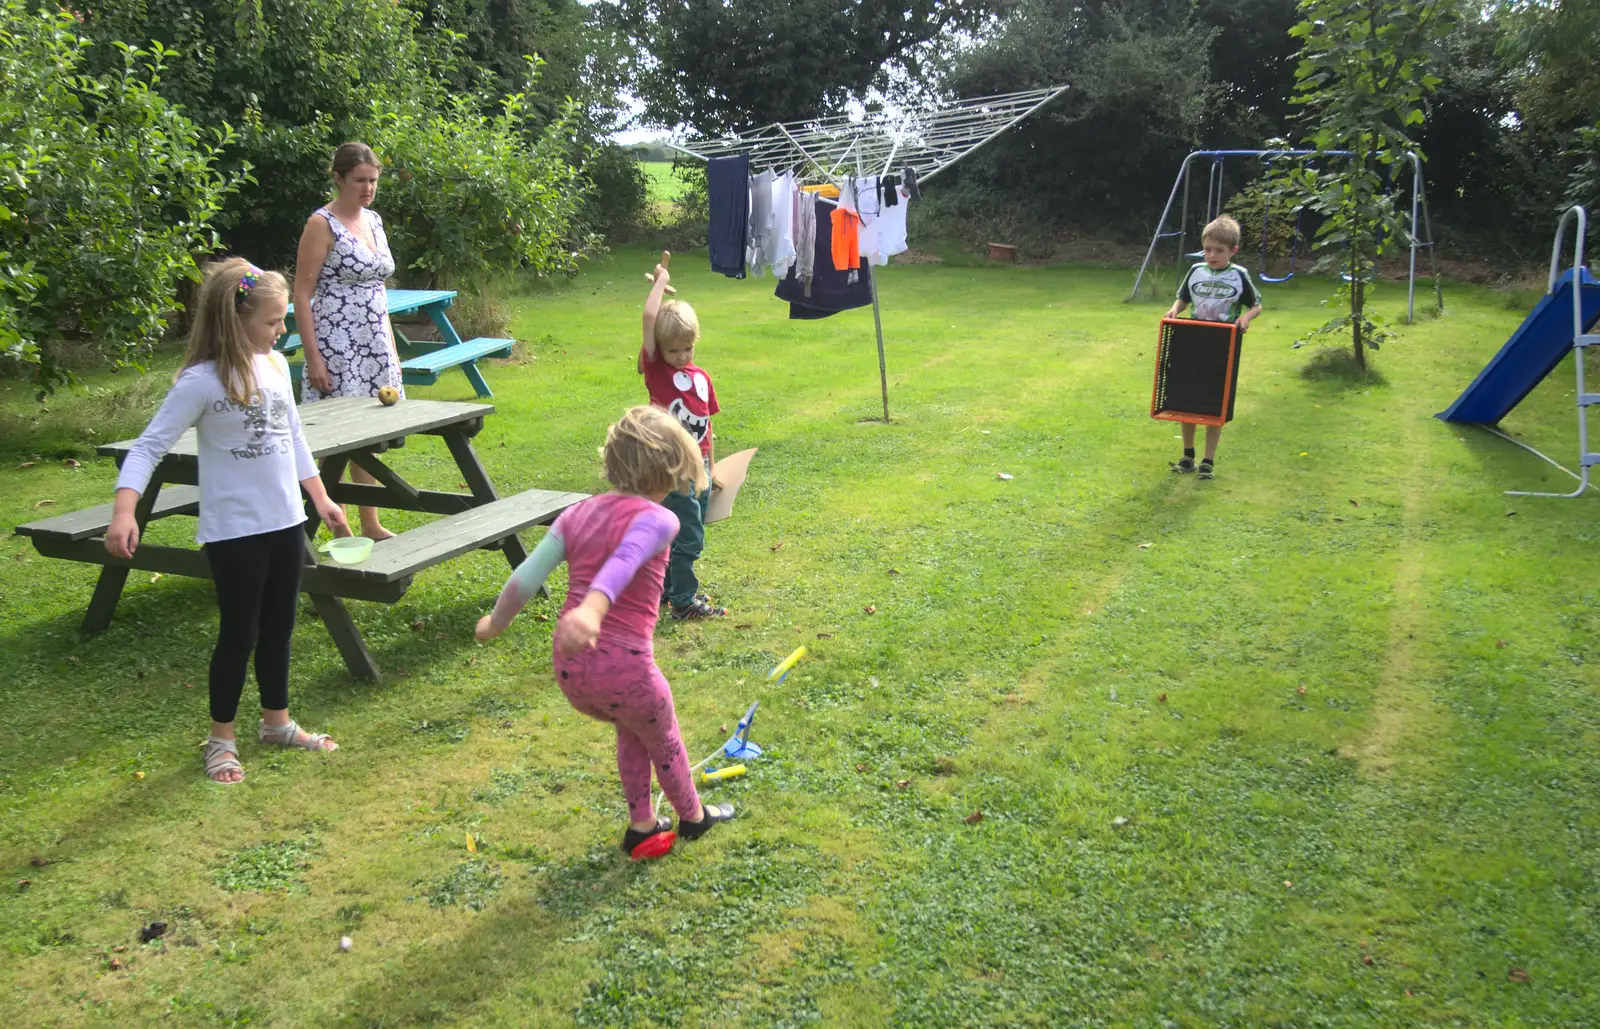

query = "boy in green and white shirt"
[{"left": 1164, "top": 215, "right": 1262, "bottom": 480}]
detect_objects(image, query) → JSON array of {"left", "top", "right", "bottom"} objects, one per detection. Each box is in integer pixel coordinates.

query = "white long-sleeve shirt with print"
[{"left": 116, "top": 353, "right": 316, "bottom": 544}]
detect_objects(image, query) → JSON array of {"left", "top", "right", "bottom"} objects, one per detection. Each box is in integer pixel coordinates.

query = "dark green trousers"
[{"left": 661, "top": 459, "right": 712, "bottom": 606}]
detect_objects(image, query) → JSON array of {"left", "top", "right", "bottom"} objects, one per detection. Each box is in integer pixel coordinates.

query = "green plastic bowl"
[{"left": 320, "top": 536, "right": 374, "bottom": 565}]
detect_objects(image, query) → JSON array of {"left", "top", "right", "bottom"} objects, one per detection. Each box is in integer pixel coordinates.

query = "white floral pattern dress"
[{"left": 303, "top": 207, "right": 404, "bottom": 402}]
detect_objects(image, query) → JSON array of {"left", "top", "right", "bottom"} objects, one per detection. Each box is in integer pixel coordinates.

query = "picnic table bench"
[
  {"left": 15, "top": 397, "right": 585, "bottom": 682},
  {"left": 279, "top": 288, "right": 513, "bottom": 398}
]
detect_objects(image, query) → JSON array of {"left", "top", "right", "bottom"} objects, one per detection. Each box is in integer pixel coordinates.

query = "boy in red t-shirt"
[{"left": 640, "top": 257, "right": 727, "bottom": 620}]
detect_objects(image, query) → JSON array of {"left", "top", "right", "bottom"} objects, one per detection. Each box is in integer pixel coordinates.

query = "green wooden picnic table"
[
  {"left": 15, "top": 397, "right": 585, "bottom": 682},
  {"left": 277, "top": 288, "right": 514, "bottom": 398}
]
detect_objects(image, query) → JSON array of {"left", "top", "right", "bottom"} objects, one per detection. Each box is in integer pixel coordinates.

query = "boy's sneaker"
[
  {"left": 662, "top": 593, "right": 712, "bottom": 608},
  {"left": 671, "top": 597, "right": 727, "bottom": 621},
  {"left": 1197, "top": 459, "right": 1215, "bottom": 480},
  {"left": 1170, "top": 456, "right": 1195, "bottom": 474}
]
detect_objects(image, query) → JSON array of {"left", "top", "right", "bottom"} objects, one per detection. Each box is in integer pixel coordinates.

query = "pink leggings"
[{"left": 553, "top": 641, "right": 702, "bottom": 824}]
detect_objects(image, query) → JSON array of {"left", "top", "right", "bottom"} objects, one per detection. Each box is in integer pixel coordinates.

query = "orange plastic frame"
[{"left": 1149, "top": 317, "right": 1240, "bottom": 428}]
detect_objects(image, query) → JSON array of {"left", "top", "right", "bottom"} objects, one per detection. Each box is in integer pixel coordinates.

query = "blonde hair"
[
  {"left": 1202, "top": 215, "right": 1242, "bottom": 249},
  {"left": 181, "top": 256, "right": 289, "bottom": 406},
  {"left": 653, "top": 299, "right": 700, "bottom": 350},
  {"left": 601, "top": 406, "right": 707, "bottom": 496}
]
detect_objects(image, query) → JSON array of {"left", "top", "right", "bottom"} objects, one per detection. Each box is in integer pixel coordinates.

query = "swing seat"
[{"left": 1259, "top": 271, "right": 1295, "bottom": 284}]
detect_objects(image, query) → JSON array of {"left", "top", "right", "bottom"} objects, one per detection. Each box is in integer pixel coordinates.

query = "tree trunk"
[{"left": 1352, "top": 275, "right": 1367, "bottom": 370}]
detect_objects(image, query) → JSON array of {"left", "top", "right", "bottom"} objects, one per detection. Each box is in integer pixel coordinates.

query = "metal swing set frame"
[{"left": 1128, "top": 149, "right": 1443, "bottom": 323}]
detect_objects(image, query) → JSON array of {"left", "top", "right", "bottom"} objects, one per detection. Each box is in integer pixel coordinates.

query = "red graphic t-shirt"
[{"left": 640, "top": 350, "right": 719, "bottom": 456}]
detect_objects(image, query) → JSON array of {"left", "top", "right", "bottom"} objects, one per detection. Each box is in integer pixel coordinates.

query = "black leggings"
[{"left": 203, "top": 525, "right": 305, "bottom": 724}]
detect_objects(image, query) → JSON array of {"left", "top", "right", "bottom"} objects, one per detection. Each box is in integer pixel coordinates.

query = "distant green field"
[{"left": 640, "top": 160, "right": 687, "bottom": 211}]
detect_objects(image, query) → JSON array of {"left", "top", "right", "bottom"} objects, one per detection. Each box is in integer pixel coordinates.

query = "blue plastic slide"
[{"left": 1437, "top": 267, "right": 1600, "bottom": 424}]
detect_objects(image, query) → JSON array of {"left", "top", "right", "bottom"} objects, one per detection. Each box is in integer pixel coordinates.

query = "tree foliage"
[
  {"left": 1286, "top": 0, "right": 1455, "bottom": 367},
  {"left": 0, "top": 4, "right": 244, "bottom": 394},
  {"left": 597, "top": 0, "right": 997, "bottom": 136}
]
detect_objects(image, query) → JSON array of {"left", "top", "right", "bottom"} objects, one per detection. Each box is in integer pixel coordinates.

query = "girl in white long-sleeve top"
[{"left": 107, "top": 258, "right": 351, "bottom": 784}]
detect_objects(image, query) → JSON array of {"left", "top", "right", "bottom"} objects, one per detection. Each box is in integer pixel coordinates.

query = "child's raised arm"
[{"left": 639, "top": 250, "right": 672, "bottom": 374}]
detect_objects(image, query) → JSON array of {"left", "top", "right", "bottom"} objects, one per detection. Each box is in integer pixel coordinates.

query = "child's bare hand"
[
  {"left": 475, "top": 615, "right": 502, "bottom": 641},
  {"left": 711, "top": 475, "right": 725, "bottom": 492},
  {"left": 554, "top": 605, "right": 603, "bottom": 658},
  {"left": 652, "top": 264, "right": 671, "bottom": 287}
]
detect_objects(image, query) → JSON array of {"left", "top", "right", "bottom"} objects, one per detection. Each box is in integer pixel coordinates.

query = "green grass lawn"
[{"left": 2, "top": 247, "right": 1597, "bottom": 1027}]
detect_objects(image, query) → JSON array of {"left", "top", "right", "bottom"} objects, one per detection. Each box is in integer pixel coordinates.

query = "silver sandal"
[
  {"left": 204, "top": 736, "right": 244, "bottom": 784},
  {"left": 258, "top": 719, "right": 338, "bottom": 752}
]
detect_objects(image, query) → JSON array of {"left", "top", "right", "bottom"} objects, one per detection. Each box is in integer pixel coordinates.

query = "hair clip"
[{"left": 235, "top": 265, "right": 263, "bottom": 307}]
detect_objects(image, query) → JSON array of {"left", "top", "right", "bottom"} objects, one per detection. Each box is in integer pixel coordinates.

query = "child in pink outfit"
[{"left": 476, "top": 406, "right": 736, "bottom": 856}]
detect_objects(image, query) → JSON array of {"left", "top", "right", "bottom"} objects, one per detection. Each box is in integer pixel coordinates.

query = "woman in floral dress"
[{"left": 293, "top": 141, "right": 402, "bottom": 540}]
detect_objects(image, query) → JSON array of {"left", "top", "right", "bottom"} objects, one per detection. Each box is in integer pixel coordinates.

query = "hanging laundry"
[
  {"left": 902, "top": 165, "right": 921, "bottom": 201},
  {"left": 770, "top": 172, "right": 798, "bottom": 279},
  {"left": 802, "top": 183, "right": 841, "bottom": 199},
  {"left": 794, "top": 192, "right": 818, "bottom": 288},
  {"left": 830, "top": 207, "right": 861, "bottom": 273},
  {"left": 854, "top": 176, "right": 885, "bottom": 266},
  {"left": 865, "top": 184, "right": 911, "bottom": 266},
  {"left": 778, "top": 197, "right": 872, "bottom": 319},
  {"left": 880, "top": 174, "right": 900, "bottom": 208},
  {"left": 746, "top": 169, "right": 775, "bottom": 276},
  {"left": 707, "top": 155, "right": 750, "bottom": 277}
]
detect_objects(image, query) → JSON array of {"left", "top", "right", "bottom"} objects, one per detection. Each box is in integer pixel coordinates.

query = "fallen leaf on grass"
[
  {"left": 466, "top": 833, "right": 476, "bottom": 854},
  {"left": 149, "top": 573, "right": 162, "bottom": 583},
  {"left": 816, "top": 632, "right": 834, "bottom": 639},
  {"left": 108, "top": 959, "right": 124, "bottom": 971},
  {"left": 964, "top": 810, "right": 985, "bottom": 825},
  {"left": 1111, "top": 816, "right": 1129, "bottom": 827},
  {"left": 112, "top": 945, "right": 126, "bottom": 953},
  {"left": 395, "top": 668, "right": 410, "bottom": 678},
  {"left": 18, "top": 461, "right": 34, "bottom": 469},
  {"left": 500, "top": 720, "right": 513, "bottom": 729},
  {"left": 734, "top": 623, "right": 752, "bottom": 629},
  {"left": 32, "top": 499, "right": 56, "bottom": 509},
  {"left": 1505, "top": 511, "right": 1517, "bottom": 517},
  {"left": 996, "top": 472, "right": 1013, "bottom": 480},
  {"left": 183, "top": 682, "right": 194, "bottom": 689},
  {"left": 28, "top": 857, "right": 49, "bottom": 868},
  {"left": 1297, "top": 685, "right": 1307, "bottom": 696},
  {"left": 888, "top": 568, "right": 900, "bottom": 575},
  {"left": 138, "top": 922, "right": 168, "bottom": 942},
  {"left": 864, "top": 605, "right": 876, "bottom": 614},
  {"left": 1363, "top": 955, "right": 1374, "bottom": 966},
  {"left": 1507, "top": 968, "right": 1530, "bottom": 982},
  {"left": 435, "top": 632, "right": 448, "bottom": 640},
  {"left": 1157, "top": 692, "right": 1168, "bottom": 703},
  {"left": 1349, "top": 499, "right": 1360, "bottom": 506},
  {"left": 17, "top": 879, "right": 30, "bottom": 889},
  {"left": 895, "top": 779, "right": 910, "bottom": 790},
  {"left": 133, "top": 772, "right": 145, "bottom": 780},
  {"left": 63, "top": 458, "right": 80, "bottom": 469},
  {"left": 67, "top": 655, "right": 80, "bottom": 665},
  {"left": 856, "top": 763, "right": 868, "bottom": 773},
  {"left": 769, "top": 541, "right": 785, "bottom": 551},
  {"left": 534, "top": 613, "right": 549, "bottom": 622},
  {"left": 1495, "top": 639, "right": 1508, "bottom": 648},
  {"left": 410, "top": 620, "right": 425, "bottom": 632},
  {"left": 1137, "top": 542, "right": 1153, "bottom": 550}
]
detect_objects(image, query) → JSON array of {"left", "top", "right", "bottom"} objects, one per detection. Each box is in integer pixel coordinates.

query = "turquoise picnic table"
[{"left": 277, "top": 288, "right": 513, "bottom": 398}]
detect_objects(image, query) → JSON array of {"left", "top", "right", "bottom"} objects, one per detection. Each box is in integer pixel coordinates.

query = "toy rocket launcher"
[{"left": 721, "top": 702, "right": 763, "bottom": 761}]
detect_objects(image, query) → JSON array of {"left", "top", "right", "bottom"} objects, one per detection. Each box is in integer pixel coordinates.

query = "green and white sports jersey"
[{"left": 1177, "top": 262, "right": 1261, "bottom": 324}]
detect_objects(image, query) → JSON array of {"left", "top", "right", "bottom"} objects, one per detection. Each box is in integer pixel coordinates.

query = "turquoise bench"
[{"left": 278, "top": 334, "right": 514, "bottom": 398}]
